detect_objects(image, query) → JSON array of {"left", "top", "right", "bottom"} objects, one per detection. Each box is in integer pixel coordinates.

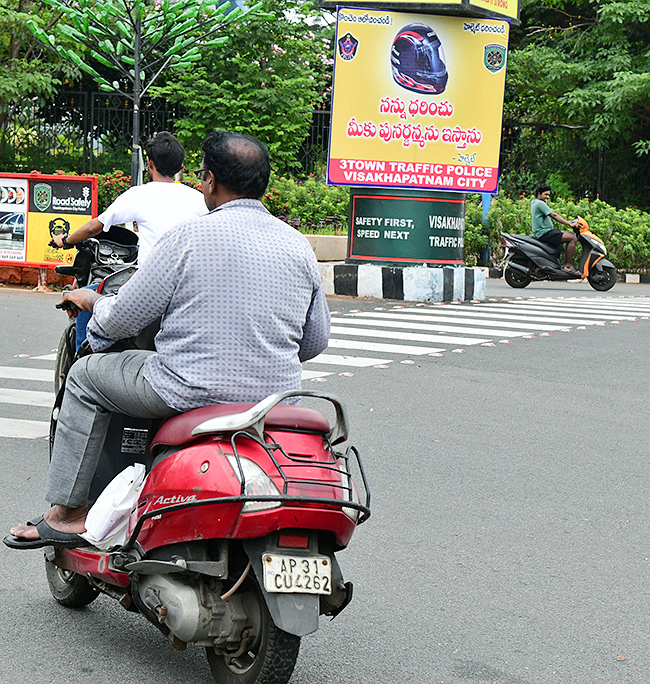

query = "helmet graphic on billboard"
[{"left": 390, "top": 23, "right": 448, "bottom": 95}]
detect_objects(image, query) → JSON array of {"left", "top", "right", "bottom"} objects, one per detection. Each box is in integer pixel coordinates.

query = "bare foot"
[{"left": 10, "top": 505, "right": 87, "bottom": 540}]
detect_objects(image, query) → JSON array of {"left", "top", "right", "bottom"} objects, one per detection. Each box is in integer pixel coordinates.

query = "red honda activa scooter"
[{"left": 43, "top": 271, "right": 371, "bottom": 684}]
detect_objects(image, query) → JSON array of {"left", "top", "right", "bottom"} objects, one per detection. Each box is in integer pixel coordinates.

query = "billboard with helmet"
[{"left": 328, "top": 7, "right": 509, "bottom": 193}]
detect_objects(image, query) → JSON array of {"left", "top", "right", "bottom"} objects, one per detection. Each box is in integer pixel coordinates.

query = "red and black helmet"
[{"left": 390, "top": 23, "right": 448, "bottom": 95}]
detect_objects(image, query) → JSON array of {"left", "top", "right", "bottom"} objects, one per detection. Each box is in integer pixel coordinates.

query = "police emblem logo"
[
  {"left": 484, "top": 44, "right": 506, "bottom": 73},
  {"left": 338, "top": 32, "right": 359, "bottom": 62},
  {"left": 34, "top": 183, "right": 52, "bottom": 212}
]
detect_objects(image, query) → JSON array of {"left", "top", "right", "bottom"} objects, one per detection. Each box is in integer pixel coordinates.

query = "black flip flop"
[{"left": 3, "top": 516, "right": 86, "bottom": 550}]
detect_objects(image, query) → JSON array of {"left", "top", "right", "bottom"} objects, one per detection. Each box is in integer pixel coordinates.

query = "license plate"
[{"left": 262, "top": 554, "right": 332, "bottom": 595}]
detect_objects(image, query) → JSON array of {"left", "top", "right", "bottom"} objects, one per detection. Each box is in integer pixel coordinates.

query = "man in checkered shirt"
[{"left": 6, "top": 130, "right": 330, "bottom": 548}]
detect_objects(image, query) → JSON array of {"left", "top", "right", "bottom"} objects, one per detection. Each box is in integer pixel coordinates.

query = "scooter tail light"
[
  {"left": 278, "top": 534, "right": 310, "bottom": 549},
  {"left": 226, "top": 455, "right": 282, "bottom": 513}
]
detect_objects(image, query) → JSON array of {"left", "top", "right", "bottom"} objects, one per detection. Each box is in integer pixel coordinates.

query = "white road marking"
[
  {"left": 0, "top": 366, "right": 54, "bottom": 382},
  {"left": 403, "top": 306, "right": 601, "bottom": 325},
  {"left": 0, "top": 388, "right": 53, "bottom": 407},
  {"left": 0, "top": 417, "right": 50, "bottom": 439},
  {"left": 441, "top": 304, "right": 611, "bottom": 322},
  {"left": 327, "top": 338, "right": 445, "bottom": 355},
  {"left": 492, "top": 301, "right": 650, "bottom": 317},
  {"left": 330, "top": 325, "right": 491, "bottom": 345},
  {"left": 348, "top": 311, "right": 564, "bottom": 332},
  {"left": 306, "top": 354, "right": 392, "bottom": 367},
  {"left": 333, "top": 317, "right": 526, "bottom": 338}
]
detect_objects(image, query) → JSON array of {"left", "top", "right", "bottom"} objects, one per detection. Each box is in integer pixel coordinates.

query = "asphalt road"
[{"left": 0, "top": 284, "right": 649, "bottom": 684}]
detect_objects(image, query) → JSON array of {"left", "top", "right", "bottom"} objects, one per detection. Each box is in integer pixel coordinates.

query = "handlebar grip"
[
  {"left": 54, "top": 265, "right": 75, "bottom": 276},
  {"left": 55, "top": 301, "right": 79, "bottom": 312}
]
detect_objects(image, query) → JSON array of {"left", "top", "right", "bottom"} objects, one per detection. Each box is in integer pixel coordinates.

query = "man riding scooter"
[
  {"left": 52, "top": 131, "right": 206, "bottom": 351},
  {"left": 531, "top": 183, "right": 580, "bottom": 277},
  {"left": 5, "top": 130, "right": 331, "bottom": 549}
]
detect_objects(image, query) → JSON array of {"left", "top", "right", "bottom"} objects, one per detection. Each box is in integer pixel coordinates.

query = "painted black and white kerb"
[{"left": 319, "top": 264, "right": 486, "bottom": 302}]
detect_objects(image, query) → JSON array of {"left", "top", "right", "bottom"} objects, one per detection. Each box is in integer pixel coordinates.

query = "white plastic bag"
[{"left": 81, "top": 463, "right": 146, "bottom": 550}]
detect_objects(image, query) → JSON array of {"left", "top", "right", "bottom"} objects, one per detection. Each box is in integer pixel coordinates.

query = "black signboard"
[{"left": 348, "top": 187, "right": 466, "bottom": 265}]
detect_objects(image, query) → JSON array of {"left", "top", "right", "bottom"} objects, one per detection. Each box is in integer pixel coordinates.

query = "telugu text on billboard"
[{"left": 328, "top": 9, "right": 510, "bottom": 193}]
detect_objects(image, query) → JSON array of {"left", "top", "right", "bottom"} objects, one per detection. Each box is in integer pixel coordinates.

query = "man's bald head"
[{"left": 202, "top": 130, "right": 271, "bottom": 199}]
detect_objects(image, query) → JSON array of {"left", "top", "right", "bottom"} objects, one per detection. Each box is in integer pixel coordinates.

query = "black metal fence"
[
  {"left": 0, "top": 90, "right": 181, "bottom": 176},
  {"left": 296, "top": 108, "right": 331, "bottom": 178}
]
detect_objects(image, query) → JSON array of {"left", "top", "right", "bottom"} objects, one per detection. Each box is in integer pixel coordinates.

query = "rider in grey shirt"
[{"left": 88, "top": 197, "right": 329, "bottom": 409}]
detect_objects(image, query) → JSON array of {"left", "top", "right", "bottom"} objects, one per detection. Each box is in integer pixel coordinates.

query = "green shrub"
[
  {"left": 463, "top": 195, "right": 487, "bottom": 267},
  {"left": 97, "top": 169, "right": 132, "bottom": 213},
  {"left": 262, "top": 174, "right": 349, "bottom": 234}
]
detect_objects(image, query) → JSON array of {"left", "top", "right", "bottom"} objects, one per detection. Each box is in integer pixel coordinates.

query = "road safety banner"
[
  {"left": 328, "top": 8, "right": 510, "bottom": 193},
  {"left": 0, "top": 173, "right": 97, "bottom": 267}
]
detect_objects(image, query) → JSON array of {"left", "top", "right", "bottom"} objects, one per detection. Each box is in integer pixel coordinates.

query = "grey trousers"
[{"left": 45, "top": 350, "right": 177, "bottom": 507}]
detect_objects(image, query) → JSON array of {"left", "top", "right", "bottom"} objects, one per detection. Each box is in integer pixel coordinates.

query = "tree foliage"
[
  {"left": 503, "top": 0, "right": 650, "bottom": 206},
  {"left": 28, "top": 0, "right": 266, "bottom": 100},
  {"left": 508, "top": 0, "right": 650, "bottom": 152},
  {"left": 27, "top": 0, "right": 267, "bottom": 180},
  {"left": 0, "top": 1, "right": 75, "bottom": 149},
  {"left": 154, "top": 0, "right": 332, "bottom": 171}
]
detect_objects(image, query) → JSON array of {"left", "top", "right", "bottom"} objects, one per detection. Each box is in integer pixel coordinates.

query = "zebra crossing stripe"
[
  {"left": 476, "top": 303, "right": 632, "bottom": 319},
  {"left": 0, "top": 388, "right": 53, "bottom": 408},
  {"left": 441, "top": 304, "right": 607, "bottom": 322},
  {"left": 305, "top": 354, "right": 392, "bottom": 367},
  {"left": 330, "top": 325, "right": 491, "bottom": 345},
  {"left": 326, "top": 338, "right": 445, "bottom": 355},
  {"left": 0, "top": 366, "right": 54, "bottom": 382},
  {"left": 493, "top": 301, "right": 650, "bottom": 317},
  {"left": 399, "top": 306, "right": 600, "bottom": 326},
  {"left": 348, "top": 311, "right": 564, "bottom": 332},
  {"left": 334, "top": 317, "right": 526, "bottom": 338},
  {"left": 0, "top": 417, "right": 50, "bottom": 439}
]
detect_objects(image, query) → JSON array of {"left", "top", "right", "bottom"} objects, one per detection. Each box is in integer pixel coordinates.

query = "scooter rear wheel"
[
  {"left": 206, "top": 582, "right": 300, "bottom": 684},
  {"left": 504, "top": 265, "right": 532, "bottom": 288},
  {"left": 588, "top": 266, "right": 617, "bottom": 291},
  {"left": 45, "top": 557, "right": 99, "bottom": 608}
]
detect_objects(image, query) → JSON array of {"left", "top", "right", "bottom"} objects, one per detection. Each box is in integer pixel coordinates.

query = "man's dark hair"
[
  {"left": 202, "top": 130, "right": 271, "bottom": 199},
  {"left": 534, "top": 183, "right": 552, "bottom": 198},
  {"left": 144, "top": 131, "right": 185, "bottom": 178}
]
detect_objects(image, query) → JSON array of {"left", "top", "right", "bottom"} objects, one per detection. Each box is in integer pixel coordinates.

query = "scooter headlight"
[{"left": 227, "top": 455, "right": 281, "bottom": 512}]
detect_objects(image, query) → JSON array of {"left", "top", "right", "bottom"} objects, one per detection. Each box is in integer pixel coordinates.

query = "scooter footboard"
[{"left": 243, "top": 534, "right": 350, "bottom": 637}]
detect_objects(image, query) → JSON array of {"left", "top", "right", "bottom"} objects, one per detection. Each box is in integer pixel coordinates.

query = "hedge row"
[{"left": 91, "top": 171, "right": 650, "bottom": 273}]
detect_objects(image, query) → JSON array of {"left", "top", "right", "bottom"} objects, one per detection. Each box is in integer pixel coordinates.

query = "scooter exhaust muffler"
[{"left": 508, "top": 261, "right": 531, "bottom": 275}]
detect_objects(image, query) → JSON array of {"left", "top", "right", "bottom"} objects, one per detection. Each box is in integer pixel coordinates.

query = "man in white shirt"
[
  {"left": 54, "top": 131, "right": 206, "bottom": 349},
  {"left": 52, "top": 131, "right": 206, "bottom": 263}
]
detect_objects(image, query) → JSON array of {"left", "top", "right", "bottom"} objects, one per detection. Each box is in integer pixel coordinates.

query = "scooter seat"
[
  {"left": 151, "top": 403, "right": 331, "bottom": 453},
  {"left": 508, "top": 233, "right": 561, "bottom": 256}
]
